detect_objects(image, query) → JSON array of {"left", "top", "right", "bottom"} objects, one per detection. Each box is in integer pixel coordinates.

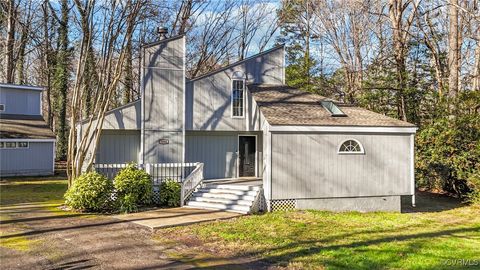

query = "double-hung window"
[{"left": 232, "top": 79, "right": 245, "bottom": 117}]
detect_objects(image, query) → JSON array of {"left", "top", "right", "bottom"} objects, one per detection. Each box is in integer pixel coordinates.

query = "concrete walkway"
[{"left": 112, "top": 207, "right": 243, "bottom": 230}]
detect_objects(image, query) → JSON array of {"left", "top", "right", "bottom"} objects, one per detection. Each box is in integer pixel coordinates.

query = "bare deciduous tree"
[{"left": 67, "top": 0, "right": 143, "bottom": 183}]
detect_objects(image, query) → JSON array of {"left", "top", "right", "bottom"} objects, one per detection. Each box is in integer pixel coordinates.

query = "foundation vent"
[{"left": 270, "top": 199, "right": 297, "bottom": 211}]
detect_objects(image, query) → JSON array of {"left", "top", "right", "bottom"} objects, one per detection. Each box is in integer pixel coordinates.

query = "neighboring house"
[
  {"left": 0, "top": 83, "right": 56, "bottom": 177},
  {"left": 79, "top": 35, "right": 417, "bottom": 212}
]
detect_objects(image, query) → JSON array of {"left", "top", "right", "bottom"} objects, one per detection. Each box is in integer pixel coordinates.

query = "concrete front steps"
[{"left": 185, "top": 184, "right": 261, "bottom": 214}]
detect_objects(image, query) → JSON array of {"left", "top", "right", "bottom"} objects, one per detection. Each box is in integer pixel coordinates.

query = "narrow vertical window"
[{"left": 232, "top": 79, "right": 244, "bottom": 117}]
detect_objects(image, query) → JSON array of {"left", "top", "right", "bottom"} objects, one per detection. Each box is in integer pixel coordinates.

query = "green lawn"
[
  {"left": 1, "top": 179, "right": 478, "bottom": 269},
  {"left": 0, "top": 178, "right": 68, "bottom": 205},
  {"left": 161, "top": 203, "right": 480, "bottom": 269}
]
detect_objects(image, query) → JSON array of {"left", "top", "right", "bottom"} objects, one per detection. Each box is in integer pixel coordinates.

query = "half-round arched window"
[{"left": 338, "top": 139, "right": 365, "bottom": 154}]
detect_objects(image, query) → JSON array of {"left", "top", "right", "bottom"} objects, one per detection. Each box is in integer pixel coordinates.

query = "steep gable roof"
[{"left": 248, "top": 84, "right": 415, "bottom": 127}]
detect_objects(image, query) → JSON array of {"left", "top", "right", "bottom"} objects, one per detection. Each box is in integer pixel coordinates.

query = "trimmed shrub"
[
  {"left": 114, "top": 164, "right": 153, "bottom": 213},
  {"left": 159, "top": 179, "right": 181, "bottom": 207},
  {"left": 64, "top": 172, "right": 113, "bottom": 212}
]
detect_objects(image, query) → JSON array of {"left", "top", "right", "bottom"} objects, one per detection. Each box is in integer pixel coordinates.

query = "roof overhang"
[
  {"left": 0, "top": 83, "right": 44, "bottom": 91},
  {"left": 269, "top": 125, "right": 418, "bottom": 134},
  {"left": 0, "top": 138, "right": 56, "bottom": 142}
]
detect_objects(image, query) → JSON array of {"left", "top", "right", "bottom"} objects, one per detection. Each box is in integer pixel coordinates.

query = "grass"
[
  {"left": 160, "top": 205, "right": 480, "bottom": 269},
  {"left": 0, "top": 178, "right": 68, "bottom": 205},
  {"left": 0, "top": 177, "right": 69, "bottom": 252}
]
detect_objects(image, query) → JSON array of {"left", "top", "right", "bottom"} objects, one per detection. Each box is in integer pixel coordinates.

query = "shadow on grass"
[
  {"left": 401, "top": 190, "right": 465, "bottom": 213},
  {"left": 156, "top": 226, "right": 479, "bottom": 270},
  {"left": 0, "top": 208, "right": 230, "bottom": 239}
]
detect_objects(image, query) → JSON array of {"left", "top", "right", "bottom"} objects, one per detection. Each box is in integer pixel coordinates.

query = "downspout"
[{"left": 410, "top": 133, "right": 416, "bottom": 207}]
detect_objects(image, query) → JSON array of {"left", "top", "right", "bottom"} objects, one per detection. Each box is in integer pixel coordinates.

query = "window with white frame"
[
  {"left": 0, "top": 141, "right": 30, "bottom": 149},
  {"left": 232, "top": 79, "right": 245, "bottom": 117},
  {"left": 17, "top": 142, "right": 29, "bottom": 148},
  {"left": 0, "top": 104, "right": 4, "bottom": 111},
  {"left": 338, "top": 139, "right": 364, "bottom": 154},
  {"left": 4, "top": 142, "right": 16, "bottom": 148}
]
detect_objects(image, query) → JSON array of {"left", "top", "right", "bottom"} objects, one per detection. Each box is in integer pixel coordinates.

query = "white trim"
[
  {"left": 267, "top": 128, "right": 272, "bottom": 210},
  {"left": 0, "top": 83, "right": 44, "bottom": 91},
  {"left": 410, "top": 134, "right": 416, "bottom": 207},
  {"left": 52, "top": 141, "right": 56, "bottom": 174},
  {"left": 269, "top": 125, "right": 418, "bottom": 134},
  {"left": 0, "top": 138, "right": 56, "bottom": 142},
  {"left": 237, "top": 134, "right": 258, "bottom": 178},
  {"left": 337, "top": 139, "right": 365, "bottom": 154},
  {"left": 182, "top": 36, "right": 186, "bottom": 174},
  {"left": 231, "top": 78, "right": 246, "bottom": 118},
  {"left": 39, "top": 90, "right": 43, "bottom": 116},
  {"left": 282, "top": 46, "right": 286, "bottom": 84},
  {"left": 140, "top": 46, "right": 145, "bottom": 165}
]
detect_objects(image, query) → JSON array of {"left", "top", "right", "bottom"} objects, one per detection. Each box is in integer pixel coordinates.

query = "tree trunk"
[
  {"left": 448, "top": 0, "right": 460, "bottom": 96},
  {"left": 389, "top": 0, "right": 406, "bottom": 121},
  {"left": 123, "top": 0, "right": 134, "bottom": 105},
  {"left": 42, "top": 0, "right": 54, "bottom": 127},
  {"left": 473, "top": 40, "right": 480, "bottom": 91},
  {"left": 53, "top": 0, "right": 70, "bottom": 160},
  {"left": 5, "top": 0, "right": 16, "bottom": 83}
]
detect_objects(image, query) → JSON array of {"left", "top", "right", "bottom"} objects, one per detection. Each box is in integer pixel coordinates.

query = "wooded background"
[{"left": 1, "top": 0, "right": 479, "bottom": 201}]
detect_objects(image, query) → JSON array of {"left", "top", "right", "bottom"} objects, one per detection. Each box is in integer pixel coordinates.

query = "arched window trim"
[{"left": 337, "top": 139, "right": 365, "bottom": 154}]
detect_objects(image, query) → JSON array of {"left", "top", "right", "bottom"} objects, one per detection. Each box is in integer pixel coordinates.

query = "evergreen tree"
[
  {"left": 277, "top": 0, "right": 318, "bottom": 92},
  {"left": 53, "top": 0, "right": 70, "bottom": 160}
]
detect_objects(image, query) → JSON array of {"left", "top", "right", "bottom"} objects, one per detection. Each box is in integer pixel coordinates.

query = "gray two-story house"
[
  {"left": 79, "top": 35, "right": 417, "bottom": 213},
  {"left": 0, "top": 83, "right": 56, "bottom": 176}
]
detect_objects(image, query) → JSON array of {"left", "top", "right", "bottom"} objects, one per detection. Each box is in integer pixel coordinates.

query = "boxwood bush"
[
  {"left": 160, "top": 179, "right": 181, "bottom": 207},
  {"left": 64, "top": 172, "right": 113, "bottom": 212},
  {"left": 114, "top": 164, "right": 153, "bottom": 213}
]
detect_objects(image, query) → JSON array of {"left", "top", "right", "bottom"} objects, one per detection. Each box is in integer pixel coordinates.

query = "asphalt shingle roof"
[
  {"left": 0, "top": 114, "right": 56, "bottom": 139},
  {"left": 248, "top": 84, "right": 416, "bottom": 127}
]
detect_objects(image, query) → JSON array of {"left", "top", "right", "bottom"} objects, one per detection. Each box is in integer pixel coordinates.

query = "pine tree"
[{"left": 277, "top": 0, "right": 318, "bottom": 92}]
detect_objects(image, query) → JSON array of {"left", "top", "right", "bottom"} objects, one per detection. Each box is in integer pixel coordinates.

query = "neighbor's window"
[
  {"left": 5, "top": 142, "right": 16, "bottom": 148},
  {"left": 0, "top": 104, "right": 4, "bottom": 111},
  {"left": 338, "top": 139, "right": 364, "bottom": 154},
  {"left": 17, "top": 142, "right": 29, "bottom": 148},
  {"left": 0, "top": 142, "right": 4, "bottom": 148},
  {"left": 232, "top": 79, "right": 244, "bottom": 117}
]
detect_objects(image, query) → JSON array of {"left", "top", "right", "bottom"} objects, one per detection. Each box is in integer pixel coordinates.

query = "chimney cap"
[{"left": 157, "top": 27, "right": 168, "bottom": 39}]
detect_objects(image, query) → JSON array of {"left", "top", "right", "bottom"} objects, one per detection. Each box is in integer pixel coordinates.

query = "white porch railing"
[
  {"left": 180, "top": 162, "right": 204, "bottom": 206},
  {"left": 93, "top": 162, "right": 204, "bottom": 205}
]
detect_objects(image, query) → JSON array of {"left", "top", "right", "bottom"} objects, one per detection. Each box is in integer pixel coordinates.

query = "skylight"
[{"left": 321, "top": 101, "right": 347, "bottom": 117}]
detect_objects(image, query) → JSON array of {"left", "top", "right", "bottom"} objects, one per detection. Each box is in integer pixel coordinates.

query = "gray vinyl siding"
[
  {"left": 0, "top": 142, "right": 54, "bottom": 176},
  {"left": 103, "top": 100, "right": 140, "bottom": 130},
  {"left": 185, "top": 131, "right": 263, "bottom": 179},
  {"left": 270, "top": 133, "right": 412, "bottom": 200},
  {"left": 95, "top": 130, "right": 140, "bottom": 164},
  {"left": 0, "top": 87, "right": 41, "bottom": 115},
  {"left": 185, "top": 46, "right": 284, "bottom": 131},
  {"left": 142, "top": 36, "right": 184, "bottom": 163},
  {"left": 144, "top": 130, "right": 183, "bottom": 163}
]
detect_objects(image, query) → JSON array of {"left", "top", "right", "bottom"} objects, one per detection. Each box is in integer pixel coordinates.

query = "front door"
[{"left": 238, "top": 136, "right": 256, "bottom": 177}]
